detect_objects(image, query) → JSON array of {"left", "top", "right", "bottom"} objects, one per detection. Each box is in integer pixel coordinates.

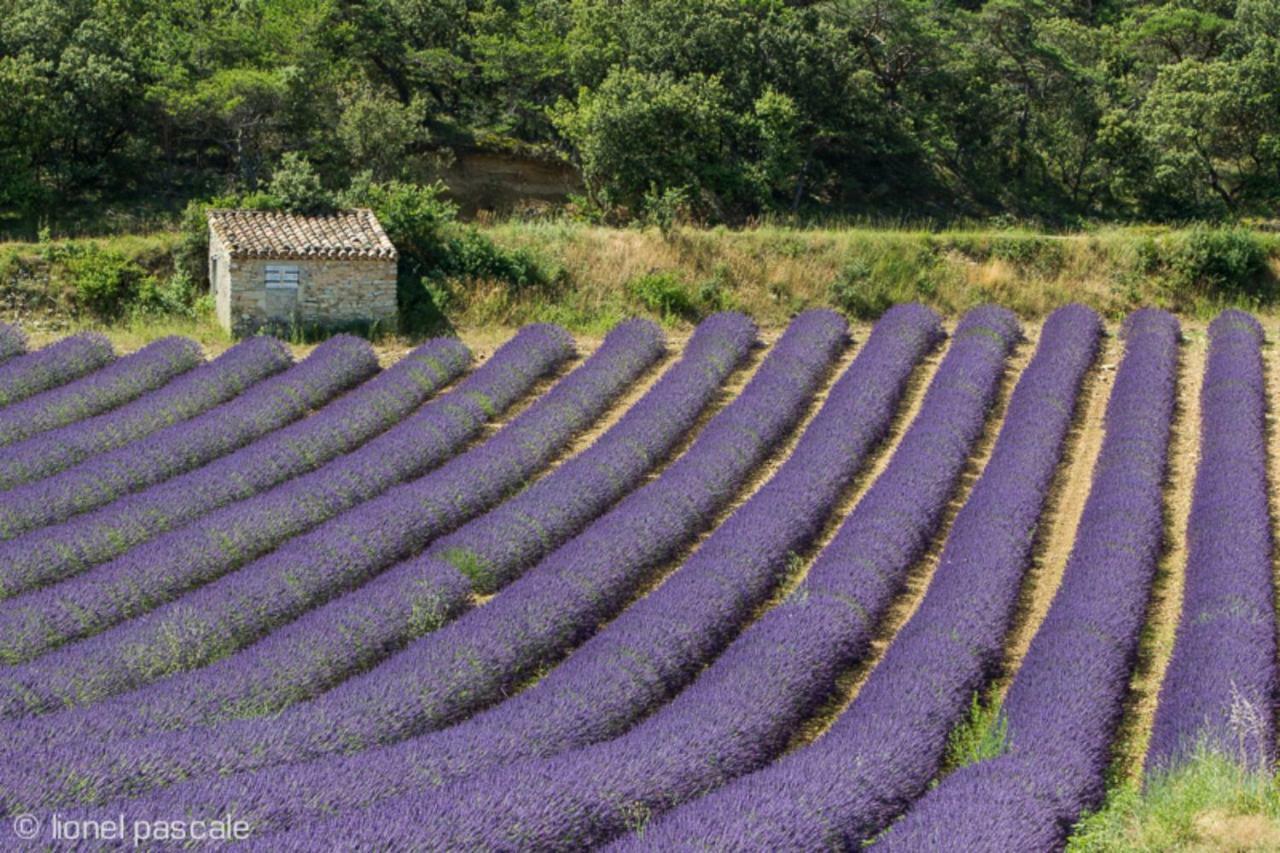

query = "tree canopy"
[{"left": 2, "top": 0, "right": 1278, "bottom": 228}]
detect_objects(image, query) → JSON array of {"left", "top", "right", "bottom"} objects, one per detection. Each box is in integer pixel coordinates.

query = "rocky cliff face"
[{"left": 438, "top": 150, "right": 581, "bottom": 216}]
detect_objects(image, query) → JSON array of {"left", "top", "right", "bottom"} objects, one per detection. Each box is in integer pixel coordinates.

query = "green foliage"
[
  {"left": 1068, "top": 749, "right": 1280, "bottom": 852},
  {"left": 61, "top": 247, "right": 153, "bottom": 318},
  {"left": 268, "top": 153, "right": 335, "bottom": 214},
  {"left": 439, "top": 229, "right": 548, "bottom": 291},
  {"left": 1168, "top": 226, "right": 1271, "bottom": 300},
  {"left": 624, "top": 265, "right": 733, "bottom": 323},
  {"left": 627, "top": 272, "right": 698, "bottom": 322},
  {"left": 552, "top": 67, "right": 737, "bottom": 220},
  {"left": 827, "top": 241, "right": 946, "bottom": 319},
  {"left": 6, "top": 0, "right": 1280, "bottom": 228},
  {"left": 339, "top": 175, "right": 552, "bottom": 334},
  {"left": 990, "top": 236, "right": 1067, "bottom": 276},
  {"left": 336, "top": 85, "right": 429, "bottom": 182},
  {"left": 642, "top": 186, "right": 693, "bottom": 237},
  {"left": 132, "top": 270, "right": 207, "bottom": 320},
  {"left": 941, "top": 693, "right": 1010, "bottom": 774}
]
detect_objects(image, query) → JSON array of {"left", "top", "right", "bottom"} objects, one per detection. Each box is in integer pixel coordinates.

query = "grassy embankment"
[{"left": 3, "top": 222, "right": 1280, "bottom": 350}]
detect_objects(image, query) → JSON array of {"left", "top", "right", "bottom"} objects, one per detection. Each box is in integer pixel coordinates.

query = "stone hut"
[{"left": 207, "top": 208, "right": 398, "bottom": 335}]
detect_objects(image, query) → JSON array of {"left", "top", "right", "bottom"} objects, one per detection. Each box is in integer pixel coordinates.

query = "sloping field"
[{"left": 0, "top": 306, "right": 1272, "bottom": 851}]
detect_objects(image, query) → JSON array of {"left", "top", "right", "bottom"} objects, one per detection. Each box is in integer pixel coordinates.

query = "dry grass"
[
  {"left": 465, "top": 221, "right": 1280, "bottom": 332},
  {"left": 474, "top": 223, "right": 1145, "bottom": 329}
]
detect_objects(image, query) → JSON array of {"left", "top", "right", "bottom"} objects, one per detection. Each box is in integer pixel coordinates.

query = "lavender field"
[{"left": 0, "top": 306, "right": 1274, "bottom": 851}]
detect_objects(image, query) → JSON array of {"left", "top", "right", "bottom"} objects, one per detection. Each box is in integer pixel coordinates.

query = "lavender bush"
[
  {"left": 631, "top": 304, "right": 1101, "bottom": 850},
  {"left": 1146, "top": 310, "right": 1275, "bottom": 773},
  {"left": 0, "top": 337, "right": 293, "bottom": 533},
  {"left": 250, "top": 307, "right": 1019, "bottom": 850},
  {"left": 0, "top": 321, "right": 655, "bottom": 724},
  {"left": 0, "top": 332, "right": 114, "bottom": 408},
  {"left": 87, "top": 305, "right": 939, "bottom": 835},
  {"left": 0, "top": 337, "right": 470, "bottom": 598},
  {"left": 0, "top": 336, "right": 201, "bottom": 449},
  {"left": 875, "top": 308, "right": 1180, "bottom": 852},
  {"left": 0, "top": 339, "right": 382, "bottom": 662},
  {"left": 0, "top": 336, "right": 375, "bottom": 549},
  {"left": 12, "top": 313, "right": 753, "bottom": 741},
  {"left": 0, "top": 311, "right": 840, "bottom": 812}
]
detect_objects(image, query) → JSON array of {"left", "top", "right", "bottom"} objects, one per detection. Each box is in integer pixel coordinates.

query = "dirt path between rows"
[
  {"left": 986, "top": 329, "right": 1116, "bottom": 704},
  {"left": 784, "top": 324, "right": 1034, "bottom": 751},
  {"left": 468, "top": 332, "right": 766, "bottom": 611},
  {"left": 500, "top": 328, "right": 841, "bottom": 691},
  {"left": 1108, "top": 326, "right": 1205, "bottom": 783}
]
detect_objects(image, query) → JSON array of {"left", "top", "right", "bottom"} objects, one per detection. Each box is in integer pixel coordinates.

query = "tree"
[
  {"left": 552, "top": 68, "right": 740, "bottom": 219},
  {"left": 269, "top": 152, "right": 334, "bottom": 213},
  {"left": 336, "top": 84, "right": 429, "bottom": 181},
  {"left": 1138, "top": 53, "right": 1280, "bottom": 212}
]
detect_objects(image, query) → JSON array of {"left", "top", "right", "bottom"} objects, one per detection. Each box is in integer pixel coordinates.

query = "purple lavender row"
[
  {"left": 0, "top": 337, "right": 470, "bottom": 598},
  {"left": 420, "top": 313, "right": 755, "bottom": 598},
  {"left": 636, "top": 304, "right": 1101, "bottom": 850},
  {"left": 0, "top": 337, "right": 293, "bottom": 536},
  {"left": 15, "top": 314, "right": 752, "bottom": 742},
  {"left": 282, "top": 306, "right": 1016, "bottom": 852},
  {"left": 0, "top": 323, "right": 24, "bottom": 364},
  {"left": 875, "top": 308, "right": 1180, "bottom": 853},
  {"left": 0, "top": 321, "right": 649, "bottom": 729},
  {"left": 114, "top": 305, "right": 938, "bottom": 837},
  {"left": 0, "top": 332, "right": 114, "bottom": 409},
  {"left": 0, "top": 323, "right": 570, "bottom": 709},
  {"left": 0, "top": 311, "right": 829, "bottom": 812},
  {"left": 0, "top": 337, "right": 375, "bottom": 562},
  {"left": 1147, "top": 311, "right": 1275, "bottom": 773},
  {"left": 0, "top": 339, "right": 382, "bottom": 662},
  {"left": 0, "top": 337, "right": 201, "bottom": 451}
]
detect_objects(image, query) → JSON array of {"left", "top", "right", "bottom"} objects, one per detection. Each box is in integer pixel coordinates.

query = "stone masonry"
[{"left": 208, "top": 209, "right": 398, "bottom": 336}]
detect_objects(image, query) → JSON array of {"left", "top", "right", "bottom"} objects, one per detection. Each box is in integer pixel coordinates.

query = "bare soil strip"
[
  {"left": 503, "top": 331, "right": 848, "bottom": 690},
  {"left": 1106, "top": 328, "right": 1205, "bottom": 783},
  {"left": 984, "top": 330, "right": 1118, "bottom": 706},
  {"left": 782, "top": 327, "right": 1036, "bottom": 752},
  {"left": 473, "top": 345, "right": 589, "bottom": 445},
  {"left": 527, "top": 344, "right": 676, "bottom": 479},
  {"left": 617, "top": 328, "right": 848, "bottom": 607},
  {"left": 469, "top": 331, "right": 770, "bottom": 611},
  {"left": 746, "top": 337, "right": 946, "bottom": 626}
]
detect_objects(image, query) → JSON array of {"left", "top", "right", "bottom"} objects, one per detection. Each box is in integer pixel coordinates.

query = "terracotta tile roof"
[{"left": 206, "top": 208, "right": 398, "bottom": 260}]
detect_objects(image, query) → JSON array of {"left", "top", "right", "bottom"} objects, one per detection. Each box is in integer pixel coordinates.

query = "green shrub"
[
  {"left": 642, "top": 185, "right": 693, "bottom": 236},
  {"left": 269, "top": 153, "right": 336, "bottom": 214},
  {"left": 1169, "top": 226, "right": 1271, "bottom": 299},
  {"left": 990, "top": 235, "right": 1065, "bottom": 274},
  {"left": 941, "top": 693, "right": 1009, "bottom": 773},
  {"left": 828, "top": 258, "right": 896, "bottom": 319},
  {"left": 439, "top": 228, "right": 549, "bottom": 291},
  {"left": 628, "top": 271, "right": 698, "bottom": 321},
  {"left": 62, "top": 246, "right": 154, "bottom": 318},
  {"left": 693, "top": 263, "right": 734, "bottom": 313},
  {"left": 132, "top": 270, "right": 204, "bottom": 319}
]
